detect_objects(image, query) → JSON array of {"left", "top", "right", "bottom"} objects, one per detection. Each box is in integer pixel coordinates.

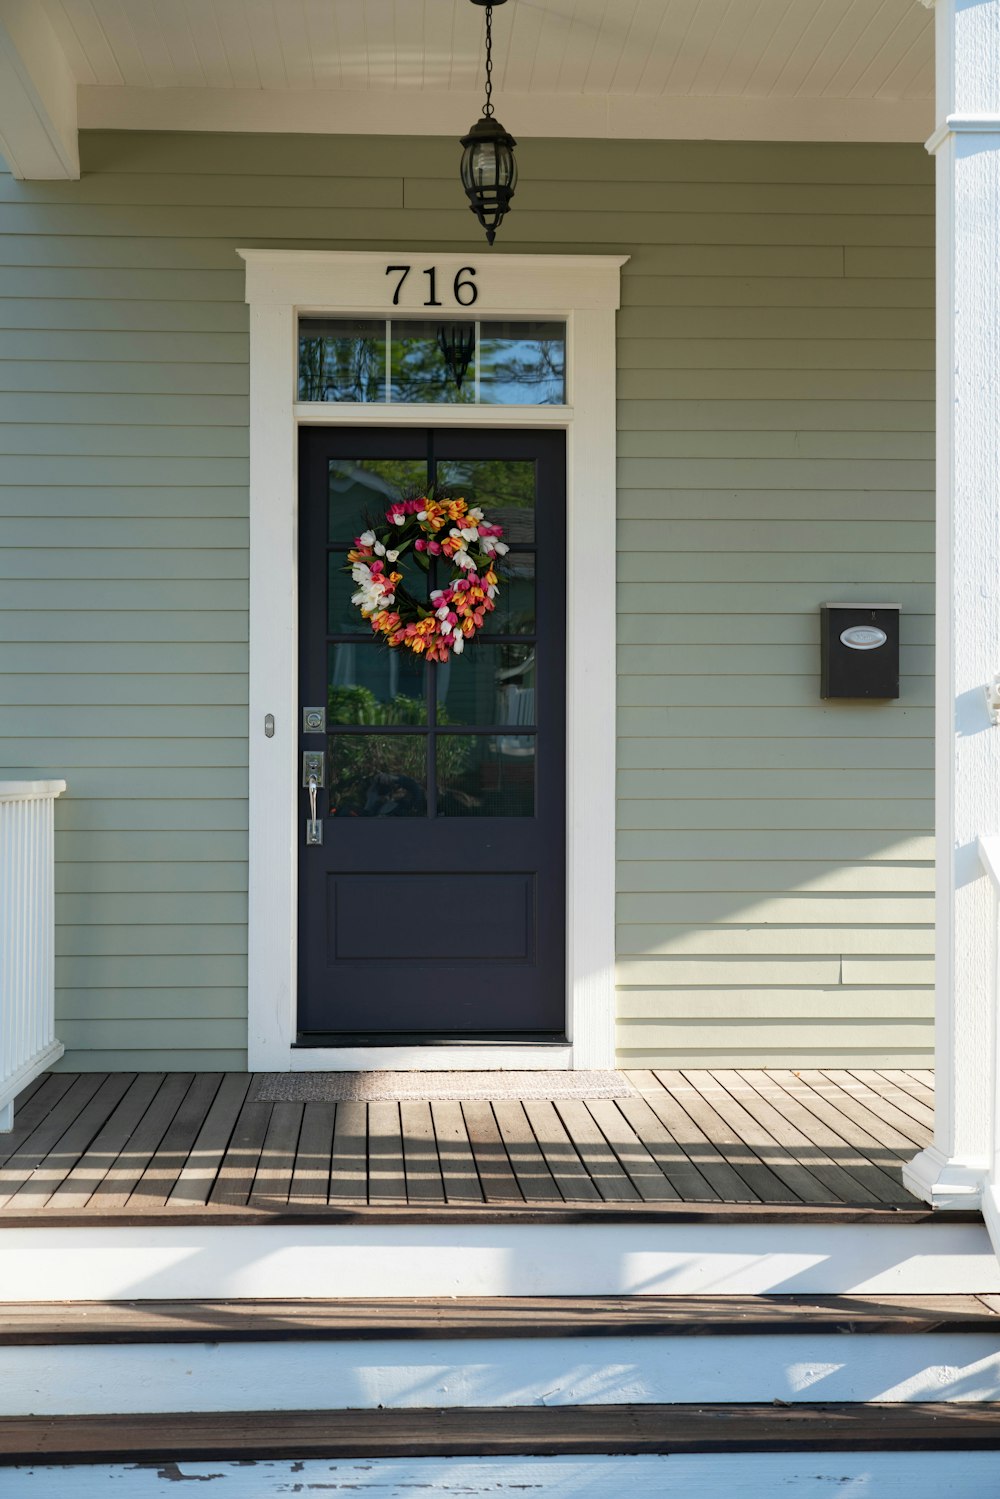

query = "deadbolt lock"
[{"left": 302, "top": 706, "right": 326, "bottom": 733}]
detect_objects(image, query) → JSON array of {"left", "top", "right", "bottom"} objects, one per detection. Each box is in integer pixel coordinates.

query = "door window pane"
[
  {"left": 434, "top": 459, "right": 535, "bottom": 543},
  {"left": 437, "top": 644, "right": 535, "bottom": 728},
  {"left": 436, "top": 734, "right": 535, "bottom": 817},
  {"left": 390, "top": 321, "right": 477, "bottom": 404},
  {"left": 479, "top": 321, "right": 566, "bottom": 405},
  {"left": 483, "top": 554, "right": 535, "bottom": 636},
  {"left": 328, "top": 459, "right": 428, "bottom": 543},
  {"left": 329, "top": 733, "right": 428, "bottom": 817},
  {"left": 299, "top": 318, "right": 386, "bottom": 403},
  {"left": 328, "top": 645, "right": 427, "bottom": 725}
]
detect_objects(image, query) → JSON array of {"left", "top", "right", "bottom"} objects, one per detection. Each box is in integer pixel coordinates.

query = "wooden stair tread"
[
  {"left": 2, "top": 1294, "right": 998, "bottom": 1345},
  {"left": 4, "top": 1404, "right": 1000, "bottom": 1463}
]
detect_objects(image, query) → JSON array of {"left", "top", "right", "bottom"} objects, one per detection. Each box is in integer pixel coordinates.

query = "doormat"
[{"left": 249, "top": 1070, "right": 632, "bottom": 1102}]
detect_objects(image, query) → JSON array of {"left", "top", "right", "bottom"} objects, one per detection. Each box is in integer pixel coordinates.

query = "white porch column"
[{"left": 904, "top": 0, "right": 1000, "bottom": 1208}]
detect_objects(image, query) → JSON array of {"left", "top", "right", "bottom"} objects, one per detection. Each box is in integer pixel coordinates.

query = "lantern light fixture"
[{"left": 460, "top": 0, "right": 517, "bottom": 246}]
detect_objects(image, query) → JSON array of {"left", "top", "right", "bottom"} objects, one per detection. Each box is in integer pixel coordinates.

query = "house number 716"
[{"left": 385, "top": 265, "right": 478, "bottom": 307}]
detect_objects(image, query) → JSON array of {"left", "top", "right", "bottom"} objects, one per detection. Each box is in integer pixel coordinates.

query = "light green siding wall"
[{"left": 0, "top": 131, "right": 934, "bottom": 1070}]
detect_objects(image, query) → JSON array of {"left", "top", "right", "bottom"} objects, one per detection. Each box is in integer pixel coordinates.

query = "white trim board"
[
  {"left": 6, "top": 1332, "right": 1000, "bottom": 1416},
  {"left": 77, "top": 84, "right": 934, "bottom": 145},
  {"left": 241, "top": 249, "right": 625, "bottom": 1072},
  {"left": 3, "top": 1221, "right": 998, "bottom": 1301}
]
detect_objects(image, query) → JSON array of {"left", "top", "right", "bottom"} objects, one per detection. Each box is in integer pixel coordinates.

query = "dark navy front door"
[{"left": 297, "top": 426, "right": 566, "bottom": 1041}]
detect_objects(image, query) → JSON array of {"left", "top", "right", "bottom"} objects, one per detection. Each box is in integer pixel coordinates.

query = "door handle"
[{"left": 302, "top": 752, "right": 324, "bottom": 846}]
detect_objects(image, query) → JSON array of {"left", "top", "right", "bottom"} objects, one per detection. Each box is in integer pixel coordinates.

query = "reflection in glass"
[
  {"left": 483, "top": 554, "right": 535, "bottom": 636},
  {"left": 437, "top": 644, "right": 535, "bottom": 727},
  {"left": 328, "top": 734, "right": 428, "bottom": 818},
  {"left": 299, "top": 319, "right": 386, "bottom": 403},
  {"left": 327, "top": 555, "right": 370, "bottom": 633},
  {"left": 328, "top": 459, "right": 427, "bottom": 543},
  {"left": 328, "top": 645, "right": 426, "bottom": 724},
  {"left": 390, "top": 321, "right": 477, "bottom": 404},
  {"left": 434, "top": 459, "right": 535, "bottom": 544},
  {"left": 436, "top": 734, "right": 535, "bottom": 817},
  {"left": 479, "top": 321, "right": 565, "bottom": 405}
]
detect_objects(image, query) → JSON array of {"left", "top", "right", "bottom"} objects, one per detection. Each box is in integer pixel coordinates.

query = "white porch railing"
[{"left": 0, "top": 781, "right": 66, "bottom": 1131}]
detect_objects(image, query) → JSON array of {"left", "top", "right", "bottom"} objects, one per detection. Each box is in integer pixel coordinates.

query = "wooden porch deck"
[{"left": 0, "top": 1067, "right": 939, "bottom": 1224}]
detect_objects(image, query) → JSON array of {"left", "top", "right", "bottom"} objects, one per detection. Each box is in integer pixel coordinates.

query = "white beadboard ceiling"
[
  {"left": 1, "top": 0, "right": 938, "bottom": 176},
  {"left": 40, "top": 0, "right": 933, "bottom": 102}
]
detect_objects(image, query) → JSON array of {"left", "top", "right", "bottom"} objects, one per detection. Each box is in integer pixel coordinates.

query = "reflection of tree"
[
  {"left": 327, "top": 688, "right": 470, "bottom": 812},
  {"left": 480, "top": 337, "right": 565, "bottom": 404},
  {"left": 300, "top": 322, "right": 565, "bottom": 406},
  {"left": 299, "top": 331, "right": 383, "bottom": 403}
]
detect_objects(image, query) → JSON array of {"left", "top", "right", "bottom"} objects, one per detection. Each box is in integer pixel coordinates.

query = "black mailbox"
[{"left": 820, "top": 603, "right": 899, "bottom": 699}]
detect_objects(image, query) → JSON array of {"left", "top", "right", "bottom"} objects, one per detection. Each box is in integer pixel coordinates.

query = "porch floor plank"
[
  {"left": 822, "top": 1071, "right": 933, "bottom": 1145},
  {"left": 551, "top": 1099, "right": 641, "bottom": 1203},
  {"left": 460, "top": 1101, "right": 523, "bottom": 1203},
  {"left": 128, "top": 1073, "right": 225, "bottom": 1208},
  {"left": 490, "top": 1100, "right": 562, "bottom": 1203},
  {"left": 367, "top": 1101, "right": 408, "bottom": 1206},
  {"left": 249, "top": 1102, "right": 304, "bottom": 1207},
  {"left": 399, "top": 1100, "right": 446, "bottom": 1204},
  {"left": 88, "top": 1074, "right": 195, "bottom": 1212},
  {"left": 429, "top": 1099, "right": 484, "bottom": 1205},
  {"left": 625, "top": 1071, "right": 758, "bottom": 1203},
  {"left": 44, "top": 1073, "right": 166, "bottom": 1210},
  {"left": 167, "top": 1074, "right": 252, "bottom": 1207},
  {"left": 519, "top": 1098, "right": 602, "bottom": 1203},
  {"left": 652, "top": 1070, "right": 800, "bottom": 1204},
  {"left": 328, "top": 1100, "right": 368, "bottom": 1203},
  {"left": 733, "top": 1070, "right": 908, "bottom": 1205},
  {"left": 0, "top": 1070, "right": 941, "bottom": 1223},
  {"left": 289, "top": 1101, "right": 336, "bottom": 1204}
]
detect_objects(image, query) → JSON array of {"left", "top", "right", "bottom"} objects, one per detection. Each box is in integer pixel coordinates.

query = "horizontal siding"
[{"left": 0, "top": 130, "right": 933, "bottom": 1069}]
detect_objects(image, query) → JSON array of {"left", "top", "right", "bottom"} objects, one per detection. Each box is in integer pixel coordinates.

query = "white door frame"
[{"left": 239, "top": 250, "right": 625, "bottom": 1071}]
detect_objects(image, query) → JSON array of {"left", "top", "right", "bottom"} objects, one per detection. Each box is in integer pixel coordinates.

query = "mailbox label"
[{"left": 840, "top": 625, "right": 888, "bottom": 651}]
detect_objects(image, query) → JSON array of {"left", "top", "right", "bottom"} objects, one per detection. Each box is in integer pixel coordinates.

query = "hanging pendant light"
[{"left": 460, "top": 0, "right": 517, "bottom": 246}]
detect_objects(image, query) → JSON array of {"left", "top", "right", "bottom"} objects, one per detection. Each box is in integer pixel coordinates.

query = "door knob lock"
[{"left": 302, "top": 751, "right": 324, "bottom": 787}]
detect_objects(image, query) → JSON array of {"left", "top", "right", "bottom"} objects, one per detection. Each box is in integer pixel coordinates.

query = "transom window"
[{"left": 298, "top": 317, "right": 566, "bottom": 406}]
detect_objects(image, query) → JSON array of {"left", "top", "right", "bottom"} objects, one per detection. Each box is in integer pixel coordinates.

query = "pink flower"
[{"left": 415, "top": 539, "right": 426, "bottom": 552}]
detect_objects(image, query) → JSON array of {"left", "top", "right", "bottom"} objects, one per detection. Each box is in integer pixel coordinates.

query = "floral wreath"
[{"left": 348, "top": 495, "right": 509, "bottom": 662}]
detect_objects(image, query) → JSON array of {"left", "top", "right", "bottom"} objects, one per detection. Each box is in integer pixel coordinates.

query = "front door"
[{"left": 297, "top": 426, "right": 566, "bottom": 1042}]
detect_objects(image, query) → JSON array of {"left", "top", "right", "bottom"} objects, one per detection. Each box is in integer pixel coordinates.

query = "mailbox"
[{"left": 820, "top": 603, "right": 899, "bottom": 699}]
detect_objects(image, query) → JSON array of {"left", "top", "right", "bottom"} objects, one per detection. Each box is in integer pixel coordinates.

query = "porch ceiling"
[{"left": 1, "top": 0, "right": 934, "bottom": 178}]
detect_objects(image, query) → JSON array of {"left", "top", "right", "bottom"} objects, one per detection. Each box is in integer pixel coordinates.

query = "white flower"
[
  {"left": 452, "top": 633, "right": 465, "bottom": 654},
  {"left": 393, "top": 514, "right": 405, "bottom": 526},
  {"left": 460, "top": 527, "right": 479, "bottom": 542},
  {"left": 487, "top": 584, "right": 498, "bottom": 599},
  {"left": 374, "top": 541, "right": 386, "bottom": 556},
  {"left": 480, "top": 536, "right": 496, "bottom": 554},
  {"left": 469, "top": 507, "right": 484, "bottom": 521},
  {"left": 455, "top": 550, "right": 476, "bottom": 570},
  {"left": 386, "top": 549, "right": 399, "bottom": 562},
  {"left": 449, "top": 527, "right": 462, "bottom": 539},
  {"left": 436, "top": 606, "right": 450, "bottom": 621},
  {"left": 359, "top": 530, "right": 376, "bottom": 546},
  {"left": 430, "top": 589, "right": 443, "bottom": 602},
  {"left": 440, "top": 620, "right": 453, "bottom": 635},
  {"left": 417, "top": 510, "right": 428, "bottom": 521},
  {"left": 493, "top": 541, "right": 510, "bottom": 556}
]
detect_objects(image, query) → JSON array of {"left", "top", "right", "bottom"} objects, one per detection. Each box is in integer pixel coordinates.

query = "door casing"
[{"left": 241, "top": 249, "right": 625, "bottom": 1071}]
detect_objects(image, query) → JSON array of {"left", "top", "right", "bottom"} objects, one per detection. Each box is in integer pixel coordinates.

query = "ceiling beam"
[{"left": 0, "top": 0, "right": 78, "bottom": 179}]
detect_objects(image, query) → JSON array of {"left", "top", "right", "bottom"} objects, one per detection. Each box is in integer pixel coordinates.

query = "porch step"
[
  {"left": 4, "top": 1403, "right": 1000, "bottom": 1465},
  {"left": 2, "top": 1295, "right": 999, "bottom": 1418},
  {"left": 3, "top": 1292, "right": 999, "bottom": 1343}
]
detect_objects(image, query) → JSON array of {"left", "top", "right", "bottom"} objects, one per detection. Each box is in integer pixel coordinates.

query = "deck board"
[{"left": 0, "top": 1069, "right": 940, "bottom": 1222}]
